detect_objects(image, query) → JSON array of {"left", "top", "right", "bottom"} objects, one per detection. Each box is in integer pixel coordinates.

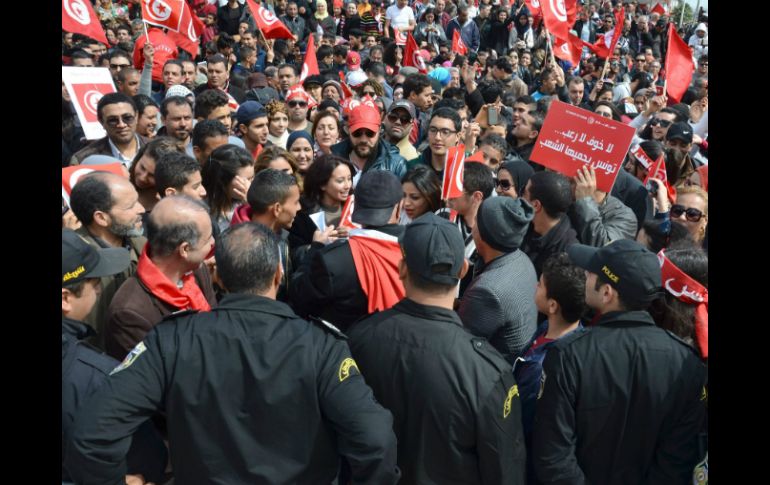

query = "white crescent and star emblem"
[
  {"left": 144, "top": 0, "right": 173, "bottom": 22},
  {"left": 550, "top": 0, "right": 567, "bottom": 22},
  {"left": 258, "top": 6, "right": 279, "bottom": 26},
  {"left": 83, "top": 90, "right": 104, "bottom": 116},
  {"left": 64, "top": 0, "right": 91, "bottom": 25}
]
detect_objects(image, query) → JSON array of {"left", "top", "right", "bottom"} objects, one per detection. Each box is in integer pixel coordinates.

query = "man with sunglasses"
[
  {"left": 107, "top": 50, "right": 133, "bottom": 84},
  {"left": 286, "top": 89, "right": 312, "bottom": 133},
  {"left": 383, "top": 100, "right": 418, "bottom": 161},
  {"left": 69, "top": 93, "right": 149, "bottom": 168},
  {"left": 331, "top": 104, "right": 407, "bottom": 182}
]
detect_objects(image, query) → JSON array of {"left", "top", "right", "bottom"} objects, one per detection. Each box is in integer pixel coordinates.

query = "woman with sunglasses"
[
  {"left": 265, "top": 100, "right": 290, "bottom": 149},
  {"left": 311, "top": 111, "right": 342, "bottom": 156},
  {"left": 495, "top": 160, "right": 534, "bottom": 199},
  {"left": 671, "top": 186, "right": 708, "bottom": 247},
  {"left": 400, "top": 166, "right": 441, "bottom": 224}
]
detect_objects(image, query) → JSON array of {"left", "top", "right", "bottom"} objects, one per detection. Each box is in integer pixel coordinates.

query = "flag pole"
[
  {"left": 143, "top": 21, "right": 150, "bottom": 43},
  {"left": 678, "top": 0, "right": 686, "bottom": 27}
]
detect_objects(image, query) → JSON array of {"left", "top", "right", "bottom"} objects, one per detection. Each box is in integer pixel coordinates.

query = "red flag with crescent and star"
[
  {"left": 141, "top": 0, "right": 186, "bottom": 32},
  {"left": 246, "top": 0, "right": 295, "bottom": 39},
  {"left": 441, "top": 144, "right": 466, "bottom": 200},
  {"left": 62, "top": 0, "right": 109, "bottom": 45}
]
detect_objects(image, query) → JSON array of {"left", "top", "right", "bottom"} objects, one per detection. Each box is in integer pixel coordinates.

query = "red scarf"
[
  {"left": 348, "top": 229, "right": 405, "bottom": 314},
  {"left": 657, "top": 249, "right": 708, "bottom": 359},
  {"left": 137, "top": 246, "right": 212, "bottom": 313}
]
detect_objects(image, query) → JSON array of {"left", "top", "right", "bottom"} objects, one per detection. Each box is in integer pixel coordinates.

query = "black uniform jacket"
[
  {"left": 62, "top": 318, "right": 166, "bottom": 483},
  {"left": 532, "top": 311, "right": 707, "bottom": 485},
  {"left": 290, "top": 224, "right": 405, "bottom": 331},
  {"left": 65, "top": 294, "right": 400, "bottom": 485},
  {"left": 348, "top": 298, "right": 527, "bottom": 485}
]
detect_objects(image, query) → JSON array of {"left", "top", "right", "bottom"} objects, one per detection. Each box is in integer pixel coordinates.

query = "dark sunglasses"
[
  {"left": 352, "top": 128, "right": 378, "bottom": 138},
  {"left": 110, "top": 63, "right": 130, "bottom": 69},
  {"left": 495, "top": 179, "right": 513, "bottom": 191},
  {"left": 387, "top": 112, "right": 412, "bottom": 125},
  {"left": 670, "top": 204, "right": 704, "bottom": 222},
  {"left": 650, "top": 118, "right": 672, "bottom": 128},
  {"left": 104, "top": 114, "right": 136, "bottom": 126},
  {"left": 288, "top": 100, "right": 307, "bottom": 108},
  {"left": 362, "top": 90, "right": 377, "bottom": 97}
]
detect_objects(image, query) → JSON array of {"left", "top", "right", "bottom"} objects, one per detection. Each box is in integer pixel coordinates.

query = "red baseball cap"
[
  {"left": 348, "top": 104, "right": 381, "bottom": 133},
  {"left": 346, "top": 51, "right": 361, "bottom": 70}
]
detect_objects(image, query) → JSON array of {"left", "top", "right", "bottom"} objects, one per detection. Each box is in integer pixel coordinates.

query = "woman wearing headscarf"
[
  {"left": 312, "top": 0, "right": 337, "bottom": 35},
  {"left": 495, "top": 160, "right": 534, "bottom": 199},
  {"left": 509, "top": 10, "right": 535, "bottom": 51},
  {"left": 413, "top": 7, "right": 447, "bottom": 54}
]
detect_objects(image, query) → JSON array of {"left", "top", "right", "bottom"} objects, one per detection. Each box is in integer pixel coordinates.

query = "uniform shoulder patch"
[
  {"left": 338, "top": 357, "right": 359, "bottom": 382},
  {"left": 110, "top": 342, "right": 147, "bottom": 375},
  {"left": 309, "top": 315, "right": 348, "bottom": 340},
  {"left": 503, "top": 384, "right": 519, "bottom": 418},
  {"left": 159, "top": 309, "right": 199, "bottom": 323}
]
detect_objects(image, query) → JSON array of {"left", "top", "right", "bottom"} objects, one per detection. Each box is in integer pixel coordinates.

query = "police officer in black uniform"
[
  {"left": 348, "top": 212, "right": 527, "bottom": 484},
  {"left": 61, "top": 229, "right": 166, "bottom": 484},
  {"left": 533, "top": 240, "right": 707, "bottom": 484},
  {"left": 66, "top": 223, "right": 401, "bottom": 484}
]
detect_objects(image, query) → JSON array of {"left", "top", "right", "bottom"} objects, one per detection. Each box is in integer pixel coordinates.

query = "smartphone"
[
  {"left": 646, "top": 180, "right": 658, "bottom": 196},
  {"left": 487, "top": 106, "right": 499, "bottom": 126},
  {"left": 655, "top": 85, "right": 664, "bottom": 96}
]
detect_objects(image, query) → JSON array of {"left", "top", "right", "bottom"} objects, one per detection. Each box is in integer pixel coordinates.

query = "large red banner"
[{"left": 530, "top": 100, "right": 635, "bottom": 193}]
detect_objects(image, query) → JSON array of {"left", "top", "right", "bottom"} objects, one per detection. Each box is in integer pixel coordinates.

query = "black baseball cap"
[
  {"left": 567, "top": 239, "right": 662, "bottom": 307},
  {"left": 351, "top": 170, "right": 403, "bottom": 227},
  {"left": 62, "top": 229, "right": 130, "bottom": 287},
  {"left": 665, "top": 121, "right": 693, "bottom": 144},
  {"left": 400, "top": 212, "right": 465, "bottom": 286}
]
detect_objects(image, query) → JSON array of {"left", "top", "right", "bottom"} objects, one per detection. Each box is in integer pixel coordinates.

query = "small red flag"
[
  {"left": 643, "top": 154, "right": 677, "bottom": 204},
  {"left": 403, "top": 33, "right": 428, "bottom": 74},
  {"left": 62, "top": 0, "right": 109, "bottom": 46},
  {"left": 339, "top": 195, "right": 362, "bottom": 229},
  {"left": 141, "top": 0, "right": 186, "bottom": 32},
  {"left": 553, "top": 33, "right": 583, "bottom": 67},
  {"left": 541, "top": 0, "right": 578, "bottom": 42},
  {"left": 580, "top": 7, "right": 624, "bottom": 58},
  {"left": 664, "top": 23, "right": 694, "bottom": 103},
  {"left": 393, "top": 30, "right": 407, "bottom": 46},
  {"left": 246, "top": 0, "right": 295, "bottom": 40},
  {"left": 651, "top": 3, "right": 666, "bottom": 15},
  {"left": 167, "top": 2, "right": 205, "bottom": 57},
  {"left": 299, "top": 34, "right": 320, "bottom": 82},
  {"left": 338, "top": 71, "right": 354, "bottom": 99},
  {"left": 452, "top": 29, "right": 468, "bottom": 56},
  {"left": 441, "top": 145, "right": 466, "bottom": 200}
]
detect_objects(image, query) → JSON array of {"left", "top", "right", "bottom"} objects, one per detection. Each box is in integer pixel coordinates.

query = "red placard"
[
  {"left": 530, "top": 100, "right": 635, "bottom": 193},
  {"left": 70, "top": 83, "right": 116, "bottom": 123}
]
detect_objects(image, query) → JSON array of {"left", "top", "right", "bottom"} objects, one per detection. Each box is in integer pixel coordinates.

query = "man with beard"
[
  {"left": 286, "top": 88, "right": 312, "bottom": 133},
  {"left": 331, "top": 104, "right": 408, "bottom": 185},
  {"left": 159, "top": 96, "right": 194, "bottom": 153},
  {"left": 382, "top": 100, "right": 418, "bottom": 161},
  {"left": 69, "top": 172, "right": 147, "bottom": 349},
  {"left": 69, "top": 93, "right": 149, "bottom": 168}
]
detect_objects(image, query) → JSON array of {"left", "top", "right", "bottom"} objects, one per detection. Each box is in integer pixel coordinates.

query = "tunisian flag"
[
  {"left": 651, "top": 3, "right": 666, "bottom": 15},
  {"left": 541, "top": 0, "right": 578, "bottom": 41},
  {"left": 133, "top": 28, "right": 178, "bottom": 83},
  {"left": 299, "top": 34, "right": 320, "bottom": 82},
  {"left": 348, "top": 229, "right": 405, "bottom": 313},
  {"left": 643, "top": 154, "right": 677, "bottom": 204},
  {"left": 403, "top": 33, "right": 427, "bottom": 74},
  {"left": 62, "top": 0, "right": 109, "bottom": 45},
  {"left": 441, "top": 145, "right": 466, "bottom": 200},
  {"left": 581, "top": 7, "right": 625, "bottom": 58},
  {"left": 664, "top": 23, "right": 694, "bottom": 103},
  {"left": 452, "top": 30, "right": 468, "bottom": 56},
  {"left": 141, "top": 0, "right": 186, "bottom": 32},
  {"left": 553, "top": 33, "right": 583, "bottom": 67},
  {"left": 167, "top": 2, "right": 205, "bottom": 57},
  {"left": 246, "top": 0, "right": 295, "bottom": 39}
]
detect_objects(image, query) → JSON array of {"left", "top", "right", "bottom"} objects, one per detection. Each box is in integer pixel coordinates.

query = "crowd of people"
[{"left": 62, "top": 0, "right": 709, "bottom": 483}]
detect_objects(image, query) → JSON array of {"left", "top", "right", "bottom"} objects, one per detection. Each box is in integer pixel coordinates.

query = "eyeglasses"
[
  {"left": 428, "top": 127, "right": 457, "bottom": 137},
  {"left": 699, "top": 62, "right": 709, "bottom": 67},
  {"left": 635, "top": 58, "right": 646, "bottom": 63},
  {"left": 387, "top": 112, "right": 412, "bottom": 125},
  {"left": 110, "top": 63, "right": 130, "bottom": 70},
  {"left": 351, "top": 128, "right": 378, "bottom": 138},
  {"left": 650, "top": 118, "right": 672, "bottom": 128},
  {"left": 495, "top": 179, "right": 513, "bottom": 191},
  {"left": 362, "top": 90, "right": 377, "bottom": 97},
  {"left": 670, "top": 204, "right": 704, "bottom": 222},
  {"left": 288, "top": 100, "right": 307, "bottom": 108},
  {"left": 104, "top": 114, "right": 136, "bottom": 126}
]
